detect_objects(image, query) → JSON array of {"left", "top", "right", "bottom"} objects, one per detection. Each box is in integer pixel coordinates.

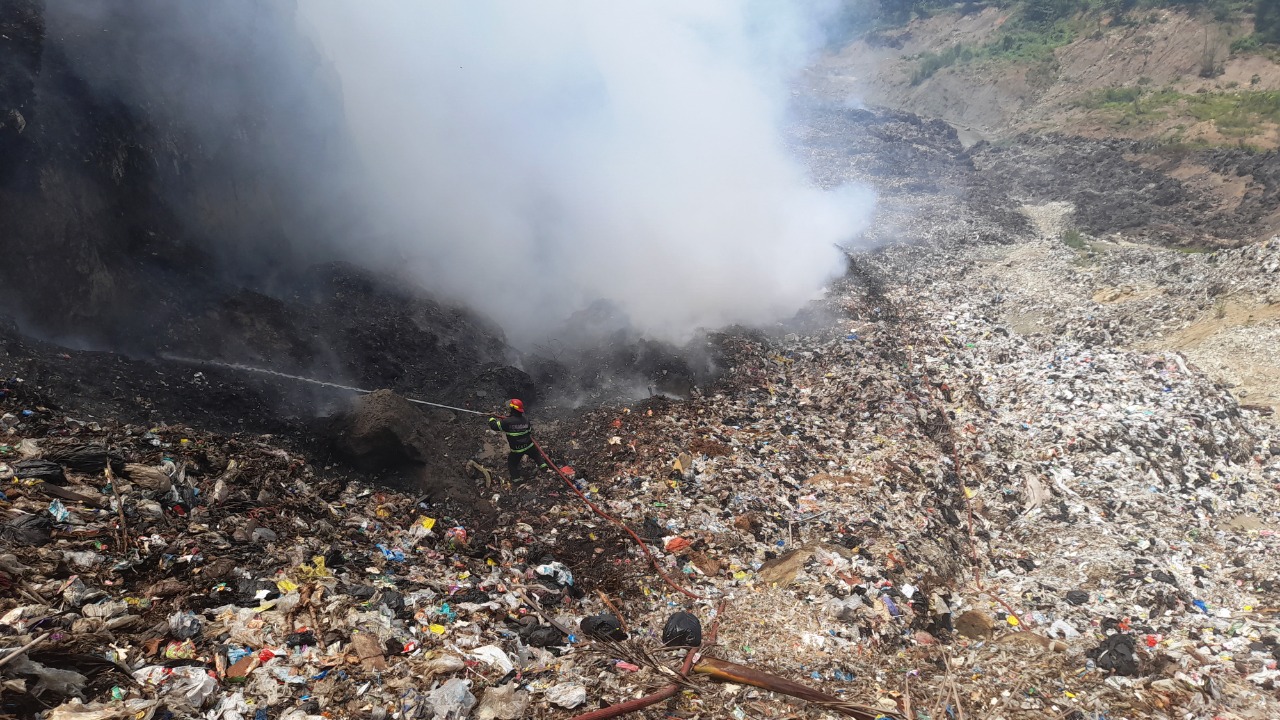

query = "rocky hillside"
[{"left": 818, "top": 4, "right": 1280, "bottom": 149}]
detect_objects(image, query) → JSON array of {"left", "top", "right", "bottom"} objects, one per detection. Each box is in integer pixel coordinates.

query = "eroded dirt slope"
[{"left": 815, "top": 8, "right": 1280, "bottom": 144}]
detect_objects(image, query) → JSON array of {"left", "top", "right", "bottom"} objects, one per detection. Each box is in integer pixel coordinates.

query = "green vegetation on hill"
[
  {"left": 888, "top": 0, "right": 1278, "bottom": 86},
  {"left": 1259, "top": 0, "right": 1280, "bottom": 44},
  {"left": 910, "top": 19, "right": 1076, "bottom": 84},
  {"left": 880, "top": 1, "right": 1270, "bottom": 28},
  {"left": 905, "top": 3, "right": 1082, "bottom": 85},
  {"left": 1185, "top": 90, "right": 1280, "bottom": 126},
  {"left": 1074, "top": 86, "right": 1280, "bottom": 137}
]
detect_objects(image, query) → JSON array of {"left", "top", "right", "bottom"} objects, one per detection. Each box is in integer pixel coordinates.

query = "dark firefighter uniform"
[{"left": 488, "top": 399, "right": 544, "bottom": 481}]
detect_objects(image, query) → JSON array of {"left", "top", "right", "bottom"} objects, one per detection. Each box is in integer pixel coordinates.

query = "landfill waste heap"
[
  {"left": 4, "top": 211, "right": 1280, "bottom": 719},
  {"left": 3, "top": 26, "right": 1280, "bottom": 719}
]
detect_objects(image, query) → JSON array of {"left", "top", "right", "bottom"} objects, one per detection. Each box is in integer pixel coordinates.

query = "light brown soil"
[{"left": 1163, "top": 300, "right": 1280, "bottom": 412}]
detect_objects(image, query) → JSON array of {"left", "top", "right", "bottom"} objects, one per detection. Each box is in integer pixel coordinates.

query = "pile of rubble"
[{"left": 979, "top": 227, "right": 1280, "bottom": 351}]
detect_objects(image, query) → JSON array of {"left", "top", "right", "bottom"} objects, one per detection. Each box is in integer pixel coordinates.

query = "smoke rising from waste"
[{"left": 300, "top": 1, "right": 875, "bottom": 344}]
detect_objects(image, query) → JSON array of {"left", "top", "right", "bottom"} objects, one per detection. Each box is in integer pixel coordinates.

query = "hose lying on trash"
[
  {"left": 532, "top": 440, "right": 705, "bottom": 601},
  {"left": 569, "top": 606, "right": 901, "bottom": 720},
  {"left": 568, "top": 647, "right": 698, "bottom": 720},
  {"left": 142, "top": 366, "right": 700, "bottom": 599},
  {"left": 693, "top": 657, "right": 899, "bottom": 720}
]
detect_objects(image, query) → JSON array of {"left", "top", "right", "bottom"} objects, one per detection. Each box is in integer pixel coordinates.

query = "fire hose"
[
  {"left": 157, "top": 354, "right": 491, "bottom": 416},
  {"left": 567, "top": 604, "right": 900, "bottom": 720},
  {"left": 155, "top": 359, "right": 897, "bottom": 716},
  {"left": 155, "top": 354, "right": 700, "bottom": 599}
]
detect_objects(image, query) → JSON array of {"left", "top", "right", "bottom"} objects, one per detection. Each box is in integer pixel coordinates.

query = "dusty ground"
[{"left": 1163, "top": 300, "right": 1280, "bottom": 412}]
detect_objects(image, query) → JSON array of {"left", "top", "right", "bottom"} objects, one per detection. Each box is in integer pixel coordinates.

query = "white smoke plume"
[{"left": 300, "top": 1, "right": 875, "bottom": 345}]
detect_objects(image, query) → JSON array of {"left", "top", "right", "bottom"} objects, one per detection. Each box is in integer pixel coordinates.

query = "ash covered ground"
[{"left": 4, "top": 101, "right": 1280, "bottom": 720}]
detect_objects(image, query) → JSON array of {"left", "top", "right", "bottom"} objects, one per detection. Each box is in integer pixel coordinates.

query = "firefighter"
[{"left": 487, "top": 398, "right": 544, "bottom": 482}]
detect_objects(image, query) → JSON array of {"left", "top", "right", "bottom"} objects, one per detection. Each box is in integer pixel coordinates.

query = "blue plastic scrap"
[
  {"left": 881, "top": 594, "right": 901, "bottom": 617},
  {"left": 376, "top": 544, "right": 405, "bottom": 562}
]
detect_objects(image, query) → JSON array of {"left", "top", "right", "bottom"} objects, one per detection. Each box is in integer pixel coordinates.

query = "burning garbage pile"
[
  {"left": 0, "top": 377, "right": 901, "bottom": 720},
  {"left": 3, "top": 232, "right": 1280, "bottom": 719}
]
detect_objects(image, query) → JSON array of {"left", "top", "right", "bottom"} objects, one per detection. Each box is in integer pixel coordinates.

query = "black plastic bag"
[
  {"left": 43, "top": 444, "right": 125, "bottom": 474},
  {"left": 581, "top": 613, "right": 628, "bottom": 642},
  {"left": 662, "top": 611, "right": 702, "bottom": 647},
  {"left": 524, "top": 624, "right": 565, "bottom": 648},
  {"left": 1087, "top": 633, "right": 1139, "bottom": 676},
  {"left": 1, "top": 513, "right": 52, "bottom": 546},
  {"left": 11, "top": 459, "right": 66, "bottom": 485}
]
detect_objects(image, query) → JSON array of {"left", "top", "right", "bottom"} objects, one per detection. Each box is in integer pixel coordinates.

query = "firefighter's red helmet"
[{"left": 508, "top": 398, "right": 525, "bottom": 413}]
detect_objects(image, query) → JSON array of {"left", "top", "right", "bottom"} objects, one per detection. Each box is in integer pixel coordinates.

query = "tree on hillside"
[
  {"left": 1023, "top": 0, "right": 1085, "bottom": 27},
  {"left": 878, "top": 0, "right": 916, "bottom": 24},
  {"left": 876, "top": 0, "right": 965, "bottom": 25},
  {"left": 1101, "top": 0, "right": 1138, "bottom": 14},
  {"left": 1258, "top": 0, "right": 1280, "bottom": 44}
]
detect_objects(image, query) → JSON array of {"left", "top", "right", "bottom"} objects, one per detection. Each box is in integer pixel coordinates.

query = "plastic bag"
[
  {"left": 11, "top": 458, "right": 65, "bottom": 484},
  {"left": 45, "top": 699, "right": 158, "bottom": 720},
  {"left": 43, "top": 443, "right": 123, "bottom": 474},
  {"left": 6, "top": 656, "right": 89, "bottom": 696},
  {"left": 580, "top": 613, "right": 628, "bottom": 642},
  {"left": 123, "top": 463, "right": 172, "bottom": 493},
  {"left": 62, "top": 577, "right": 99, "bottom": 607},
  {"left": 375, "top": 544, "right": 405, "bottom": 562},
  {"left": 534, "top": 561, "right": 573, "bottom": 586},
  {"left": 468, "top": 645, "right": 514, "bottom": 674},
  {"left": 168, "top": 611, "right": 203, "bottom": 640},
  {"left": 163, "top": 639, "right": 197, "bottom": 660},
  {"left": 207, "top": 691, "right": 252, "bottom": 720},
  {"left": 81, "top": 600, "right": 128, "bottom": 619},
  {"left": 134, "top": 665, "right": 218, "bottom": 707},
  {"left": 1086, "top": 634, "right": 1138, "bottom": 676},
  {"left": 0, "top": 513, "right": 51, "bottom": 546},
  {"left": 1049, "top": 618, "right": 1080, "bottom": 639},
  {"left": 0, "top": 605, "right": 48, "bottom": 632},
  {"left": 475, "top": 682, "right": 529, "bottom": 720},
  {"left": 545, "top": 683, "right": 588, "bottom": 709},
  {"left": 661, "top": 611, "right": 702, "bottom": 647},
  {"left": 63, "top": 551, "right": 103, "bottom": 568},
  {"left": 48, "top": 499, "right": 70, "bottom": 522},
  {"left": 426, "top": 678, "right": 475, "bottom": 720},
  {"left": 426, "top": 654, "right": 465, "bottom": 675}
]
